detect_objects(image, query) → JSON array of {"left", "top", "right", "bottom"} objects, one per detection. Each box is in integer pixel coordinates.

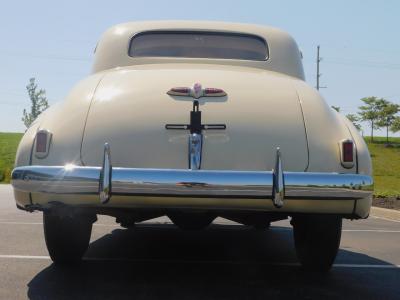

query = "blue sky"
[{"left": 0, "top": 0, "right": 399, "bottom": 135}]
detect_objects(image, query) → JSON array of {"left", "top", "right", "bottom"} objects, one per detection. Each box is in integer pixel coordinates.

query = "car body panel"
[
  {"left": 81, "top": 64, "right": 309, "bottom": 171},
  {"left": 28, "top": 73, "right": 106, "bottom": 167}
]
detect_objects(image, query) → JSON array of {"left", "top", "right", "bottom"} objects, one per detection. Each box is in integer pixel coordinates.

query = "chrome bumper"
[{"left": 11, "top": 144, "right": 373, "bottom": 209}]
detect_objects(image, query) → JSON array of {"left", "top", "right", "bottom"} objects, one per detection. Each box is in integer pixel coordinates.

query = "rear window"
[{"left": 129, "top": 31, "right": 268, "bottom": 61}]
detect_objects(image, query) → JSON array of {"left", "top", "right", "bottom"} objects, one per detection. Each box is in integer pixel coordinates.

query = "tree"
[
  {"left": 358, "top": 97, "right": 385, "bottom": 142},
  {"left": 390, "top": 117, "right": 400, "bottom": 134},
  {"left": 22, "top": 78, "right": 49, "bottom": 128},
  {"left": 346, "top": 113, "right": 362, "bottom": 131},
  {"left": 331, "top": 106, "right": 340, "bottom": 112},
  {"left": 376, "top": 101, "right": 399, "bottom": 143}
]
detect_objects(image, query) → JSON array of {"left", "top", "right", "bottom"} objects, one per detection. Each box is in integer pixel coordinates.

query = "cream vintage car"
[{"left": 12, "top": 21, "right": 373, "bottom": 271}]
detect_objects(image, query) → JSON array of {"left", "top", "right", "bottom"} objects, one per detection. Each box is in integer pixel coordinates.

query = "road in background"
[{"left": 0, "top": 185, "right": 399, "bottom": 299}]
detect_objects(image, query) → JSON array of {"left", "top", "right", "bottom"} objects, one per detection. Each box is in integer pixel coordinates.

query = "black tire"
[
  {"left": 292, "top": 215, "right": 342, "bottom": 272},
  {"left": 168, "top": 212, "right": 215, "bottom": 230},
  {"left": 43, "top": 212, "right": 95, "bottom": 265}
]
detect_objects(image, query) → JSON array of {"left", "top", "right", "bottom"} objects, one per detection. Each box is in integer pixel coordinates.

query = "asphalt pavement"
[{"left": 0, "top": 184, "right": 399, "bottom": 300}]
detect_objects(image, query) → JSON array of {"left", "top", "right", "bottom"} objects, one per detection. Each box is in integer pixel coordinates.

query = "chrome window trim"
[{"left": 127, "top": 30, "right": 270, "bottom": 61}]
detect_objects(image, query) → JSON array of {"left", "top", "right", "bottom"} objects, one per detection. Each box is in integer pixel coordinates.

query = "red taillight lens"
[
  {"left": 342, "top": 141, "right": 354, "bottom": 162},
  {"left": 167, "top": 87, "right": 190, "bottom": 96},
  {"left": 36, "top": 132, "right": 47, "bottom": 153},
  {"left": 204, "top": 88, "right": 227, "bottom": 97},
  {"left": 172, "top": 87, "right": 190, "bottom": 93}
]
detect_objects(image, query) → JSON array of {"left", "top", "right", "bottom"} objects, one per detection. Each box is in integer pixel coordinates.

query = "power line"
[
  {"left": 0, "top": 51, "right": 91, "bottom": 62},
  {"left": 311, "top": 54, "right": 400, "bottom": 70},
  {"left": 323, "top": 59, "right": 400, "bottom": 70}
]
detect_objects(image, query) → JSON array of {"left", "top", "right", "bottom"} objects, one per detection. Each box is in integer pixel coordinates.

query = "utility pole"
[{"left": 316, "top": 45, "right": 326, "bottom": 90}]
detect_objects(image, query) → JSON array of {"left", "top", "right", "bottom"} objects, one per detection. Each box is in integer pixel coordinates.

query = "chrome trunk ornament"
[
  {"left": 167, "top": 83, "right": 227, "bottom": 98},
  {"left": 165, "top": 100, "right": 226, "bottom": 169},
  {"left": 192, "top": 82, "right": 203, "bottom": 99}
]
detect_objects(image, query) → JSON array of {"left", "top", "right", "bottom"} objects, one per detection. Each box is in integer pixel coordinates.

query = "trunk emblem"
[
  {"left": 193, "top": 83, "right": 202, "bottom": 99},
  {"left": 167, "top": 83, "right": 227, "bottom": 99}
]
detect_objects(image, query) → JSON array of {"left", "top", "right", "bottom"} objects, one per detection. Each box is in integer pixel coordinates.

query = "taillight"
[
  {"left": 340, "top": 140, "right": 355, "bottom": 168},
  {"left": 342, "top": 141, "right": 353, "bottom": 162},
  {"left": 204, "top": 88, "right": 227, "bottom": 97},
  {"left": 36, "top": 132, "right": 47, "bottom": 153},
  {"left": 167, "top": 87, "right": 190, "bottom": 96},
  {"left": 35, "top": 130, "right": 52, "bottom": 158}
]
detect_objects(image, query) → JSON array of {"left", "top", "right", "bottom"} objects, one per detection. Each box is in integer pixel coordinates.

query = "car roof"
[{"left": 92, "top": 20, "right": 305, "bottom": 80}]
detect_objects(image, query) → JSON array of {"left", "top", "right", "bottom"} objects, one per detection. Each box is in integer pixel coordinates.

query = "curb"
[{"left": 370, "top": 206, "right": 400, "bottom": 222}]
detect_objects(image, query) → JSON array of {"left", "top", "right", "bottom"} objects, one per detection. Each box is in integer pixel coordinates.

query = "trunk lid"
[{"left": 81, "top": 64, "right": 308, "bottom": 171}]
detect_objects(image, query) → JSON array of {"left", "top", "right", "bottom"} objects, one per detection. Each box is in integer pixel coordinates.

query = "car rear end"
[{"left": 11, "top": 22, "right": 373, "bottom": 270}]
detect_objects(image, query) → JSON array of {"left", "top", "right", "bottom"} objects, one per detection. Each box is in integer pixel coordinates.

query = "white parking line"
[
  {"left": 370, "top": 215, "right": 400, "bottom": 223},
  {"left": 93, "top": 223, "right": 119, "bottom": 227},
  {"left": 0, "top": 222, "right": 43, "bottom": 225},
  {"left": 268, "top": 228, "right": 400, "bottom": 233},
  {"left": 0, "top": 221, "right": 119, "bottom": 227},
  {"left": 342, "top": 230, "right": 400, "bottom": 233},
  {"left": 333, "top": 264, "right": 400, "bottom": 269},
  {"left": 0, "top": 255, "right": 50, "bottom": 260},
  {"left": 0, "top": 254, "right": 398, "bottom": 268}
]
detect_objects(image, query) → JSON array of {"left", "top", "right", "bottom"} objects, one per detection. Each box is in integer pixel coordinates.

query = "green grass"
[
  {"left": 364, "top": 136, "right": 400, "bottom": 144},
  {"left": 0, "top": 132, "right": 23, "bottom": 183},
  {"left": 0, "top": 133, "right": 400, "bottom": 197},
  {"left": 365, "top": 136, "right": 400, "bottom": 197}
]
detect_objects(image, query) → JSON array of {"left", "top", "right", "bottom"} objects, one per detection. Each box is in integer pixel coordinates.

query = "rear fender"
[{"left": 293, "top": 80, "right": 359, "bottom": 173}]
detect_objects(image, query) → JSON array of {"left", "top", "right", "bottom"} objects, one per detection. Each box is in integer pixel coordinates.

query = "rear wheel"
[
  {"left": 168, "top": 212, "right": 215, "bottom": 230},
  {"left": 43, "top": 212, "right": 95, "bottom": 265},
  {"left": 292, "top": 215, "right": 342, "bottom": 272}
]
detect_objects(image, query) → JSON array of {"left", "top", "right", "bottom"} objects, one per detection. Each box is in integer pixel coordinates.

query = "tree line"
[{"left": 333, "top": 97, "right": 400, "bottom": 143}]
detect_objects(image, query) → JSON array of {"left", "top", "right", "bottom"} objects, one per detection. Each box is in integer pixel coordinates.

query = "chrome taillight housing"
[
  {"left": 34, "top": 129, "right": 52, "bottom": 159},
  {"left": 340, "top": 139, "right": 355, "bottom": 169}
]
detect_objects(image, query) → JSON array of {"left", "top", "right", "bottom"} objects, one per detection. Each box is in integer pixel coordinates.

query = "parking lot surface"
[{"left": 0, "top": 185, "right": 399, "bottom": 299}]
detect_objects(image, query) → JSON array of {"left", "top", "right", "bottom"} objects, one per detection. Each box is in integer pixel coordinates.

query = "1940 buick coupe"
[{"left": 12, "top": 21, "right": 373, "bottom": 271}]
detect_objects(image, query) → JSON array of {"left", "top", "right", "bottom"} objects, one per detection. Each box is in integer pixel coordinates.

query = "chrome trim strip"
[
  {"left": 127, "top": 30, "right": 270, "bottom": 61},
  {"left": 339, "top": 139, "right": 355, "bottom": 169}
]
